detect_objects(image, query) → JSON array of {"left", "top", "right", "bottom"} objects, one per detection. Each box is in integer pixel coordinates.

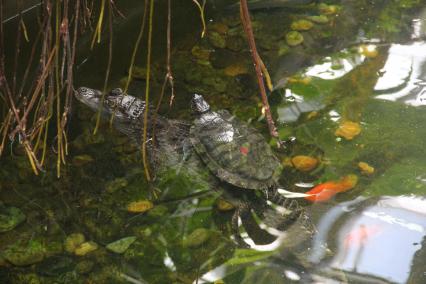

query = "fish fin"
[{"left": 277, "top": 188, "right": 312, "bottom": 198}]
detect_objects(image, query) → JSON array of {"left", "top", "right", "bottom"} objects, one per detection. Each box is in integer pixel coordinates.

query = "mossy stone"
[
  {"left": 74, "top": 241, "right": 98, "bottom": 256},
  {"left": 208, "top": 31, "right": 226, "bottom": 49},
  {"left": 64, "top": 233, "right": 85, "bottom": 253},
  {"left": 306, "top": 15, "right": 329, "bottom": 24},
  {"left": 286, "top": 31, "right": 304, "bottom": 46},
  {"left": 0, "top": 203, "right": 25, "bottom": 232},
  {"left": 4, "top": 239, "right": 45, "bottom": 266},
  {"left": 291, "top": 19, "right": 314, "bottom": 31}
]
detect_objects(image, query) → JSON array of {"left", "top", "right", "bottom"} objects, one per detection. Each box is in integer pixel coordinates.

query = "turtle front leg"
[
  {"left": 264, "top": 187, "right": 303, "bottom": 231},
  {"left": 231, "top": 204, "right": 250, "bottom": 248},
  {"left": 231, "top": 201, "right": 277, "bottom": 247}
]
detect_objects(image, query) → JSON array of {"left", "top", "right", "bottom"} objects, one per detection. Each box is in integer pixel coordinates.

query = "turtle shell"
[{"left": 190, "top": 109, "right": 283, "bottom": 190}]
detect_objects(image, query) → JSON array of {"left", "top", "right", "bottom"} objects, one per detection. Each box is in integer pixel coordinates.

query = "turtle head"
[
  {"left": 75, "top": 87, "right": 145, "bottom": 121},
  {"left": 74, "top": 87, "right": 103, "bottom": 111},
  {"left": 191, "top": 94, "right": 210, "bottom": 114}
]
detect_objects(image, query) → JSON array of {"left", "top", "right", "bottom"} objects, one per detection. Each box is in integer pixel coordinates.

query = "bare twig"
[{"left": 239, "top": 0, "right": 278, "bottom": 138}]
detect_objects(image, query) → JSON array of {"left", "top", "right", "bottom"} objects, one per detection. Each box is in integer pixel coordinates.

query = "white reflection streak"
[
  {"left": 163, "top": 252, "right": 176, "bottom": 271},
  {"left": 375, "top": 42, "right": 426, "bottom": 104},
  {"left": 305, "top": 54, "right": 365, "bottom": 80},
  {"left": 362, "top": 211, "right": 425, "bottom": 233}
]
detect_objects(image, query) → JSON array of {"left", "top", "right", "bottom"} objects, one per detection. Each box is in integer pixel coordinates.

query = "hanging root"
[{"left": 239, "top": 0, "right": 279, "bottom": 138}]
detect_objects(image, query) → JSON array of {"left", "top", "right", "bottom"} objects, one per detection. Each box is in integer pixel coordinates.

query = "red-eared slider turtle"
[
  {"left": 75, "top": 88, "right": 305, "bottom": 247},
  {"left": 190, "top": 94, "right": 283, "bottom": 191},
  {"left": 190, "top": 94, "right": 305, "bottom": 246}
]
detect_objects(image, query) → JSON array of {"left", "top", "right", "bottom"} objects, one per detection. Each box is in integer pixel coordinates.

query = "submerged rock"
[
  {"left": 358, "top": 161, "right": 375, "bottom": 176},
  {"left": 208, "top": 31, "right": 226, "bottom": 49},
  {"left": 335, "top": 121, "right": 361, "bottom": 140},
  {"left": 0, "top": 203, "right": 25, "bottom": 232},
  {"left": 291, "top": 19, "right": 314, "bottom": 31},
  {"left": 286, "top": 31, "right": 304, "bottom": 46},
  {"left": 291, "top": 155, "right": 319, "bottom": 172},
  {"left": 74, "top": 241, "right": 98, "bottom": 256},
  {"left": 127, "top": 200, "right": 154, "bottom": 213},
  {"left": 4, "top": 239, "right": 45, "bottom": 266},
  {"left": 318, "top": 3, "right": 340, "bottom": 15},
  {"left": 64, "top": 233, "right": 85, "bottom": 253},
  {"left": 306, "top": 15, "right": 329, "bottom": 24},
  {"left": 106, "top": 236, "right": 137, "bottom": 254}
]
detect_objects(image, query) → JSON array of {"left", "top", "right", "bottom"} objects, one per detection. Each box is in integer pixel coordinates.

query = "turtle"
[
  {"left": 75, "top": 87, "right": 305, "bottom": 246},
  {"left": 189, "top": 94, "right": 283, "bottom": 191},
  {"left": 189, "top": 94, "right": 303, "bottom": 246}
]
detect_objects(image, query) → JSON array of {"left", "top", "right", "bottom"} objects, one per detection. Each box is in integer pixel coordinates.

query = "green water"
[{"left": 1, "top": 1, "right": 426, "bottom": 283}]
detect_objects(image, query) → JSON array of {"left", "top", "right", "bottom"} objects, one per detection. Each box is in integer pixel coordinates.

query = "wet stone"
[
  {"left": 74, "top": 241, "right": 98, "bottom": 256},
  {"left": 318, "top": 3, "right": 340, "bottom": 15},
  {"left": 306, "top": 15, "right": 329, "bottom": 24},
  {"left": 291, "top": 19, "right": 314, "bottom": 31},
  {"left": 64, "top": 233, "right": 85, "bottom": 253},
  {"left": 4, "top": 239, "right": 45, "bottom": 266},
  {"left": 286, "top": 31, "right": 304, "bottom": 46},
  {"left": 208, "top": 31, "right": 226, "bottom": 49},
  {"left": 191, "top": 45, "right": 211, "bottom": 61},
  {"left": 0, "top": 202, "right": 25, "bottom": 232}
]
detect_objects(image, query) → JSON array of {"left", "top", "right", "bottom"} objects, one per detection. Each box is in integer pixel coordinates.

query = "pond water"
[{"left": 1, "top": 1, "right": 426, "bottom": 283}]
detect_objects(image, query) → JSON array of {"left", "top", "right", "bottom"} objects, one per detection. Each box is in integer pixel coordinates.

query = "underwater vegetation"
[{"left": 0, "top": 0, "right": 426, "bottom": 283}]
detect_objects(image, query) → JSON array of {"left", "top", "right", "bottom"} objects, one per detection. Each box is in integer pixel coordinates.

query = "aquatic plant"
[{"left": 0, "top": 0, "right": 282, "bottom": 177}]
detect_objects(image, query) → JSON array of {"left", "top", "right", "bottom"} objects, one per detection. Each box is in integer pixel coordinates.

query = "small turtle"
[
  {"left": 190, "top": 94, "right": 303, "bottom": 246},
  {"left": 190, "top": 94, "right": 283, "bottom": 191}
]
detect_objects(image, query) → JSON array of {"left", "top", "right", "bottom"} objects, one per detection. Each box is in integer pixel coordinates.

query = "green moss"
[
  {"left": 285, "top": 31, "right": 304, "bottom": 46},
  {"left": 4, "top": 239, "right": 45, "bottom": 266},
  {"left": 0, "top": 203, "right": 25, "bottom": 232}
]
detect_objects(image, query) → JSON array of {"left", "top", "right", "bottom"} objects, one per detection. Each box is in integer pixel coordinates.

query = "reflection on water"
[
  {"left": 2, "top": 0, "right": 426, "bottom": 283},
  {"left": 375, "top": 42, "right": 426, "bottom": 106},
  {"left": 308, "top": 196, "right": 426, "bottom": 283}
]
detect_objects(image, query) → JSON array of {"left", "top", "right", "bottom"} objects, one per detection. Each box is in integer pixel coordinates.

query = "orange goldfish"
[{"left": 305, "top": 174, "right": 358, "bottom": 202}]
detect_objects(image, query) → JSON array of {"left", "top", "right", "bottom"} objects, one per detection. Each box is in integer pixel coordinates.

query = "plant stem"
[{"left": 239, "top": 0, "right": 279, "bottom": 138}]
